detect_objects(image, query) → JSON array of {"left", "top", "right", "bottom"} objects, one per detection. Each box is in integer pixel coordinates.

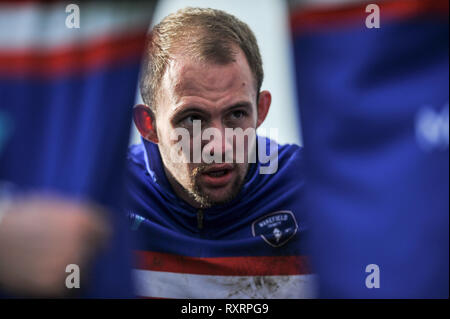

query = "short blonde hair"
[{"left": 139, "top": 7, "right": 264, "bottom": 110}]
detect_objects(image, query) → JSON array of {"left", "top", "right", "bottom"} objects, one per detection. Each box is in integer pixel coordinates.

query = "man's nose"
[{"left": 202, "top": 122, "right": 233, "bottom": 162}]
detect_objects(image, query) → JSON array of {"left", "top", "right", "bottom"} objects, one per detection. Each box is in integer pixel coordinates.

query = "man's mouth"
[
  {"left": 200, "top": 164, "right": 234, "bottom": 187},
  {"left": 205, "top": 170, "right": 228, "bottom": 177}
]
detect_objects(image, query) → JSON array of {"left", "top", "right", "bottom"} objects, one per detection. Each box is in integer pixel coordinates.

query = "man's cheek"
[
  {"left": 170, "top": 162, "right": 192, "bottom": 188},
  {"left": 165, "top": 131, "right": 192, "bottom": 164}
]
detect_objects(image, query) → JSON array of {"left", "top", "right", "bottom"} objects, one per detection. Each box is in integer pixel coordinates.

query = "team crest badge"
[{"left": 251, "top": 211, "right": 298, "bottom": 247}]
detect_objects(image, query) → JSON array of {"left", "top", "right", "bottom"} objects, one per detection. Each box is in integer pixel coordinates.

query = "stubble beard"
[{"left": 187, "top": 164, "right": 247, "bottom": 209}]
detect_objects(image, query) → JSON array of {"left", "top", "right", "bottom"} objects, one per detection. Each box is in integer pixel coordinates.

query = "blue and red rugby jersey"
[
  {"left": 290, "top": 0, "right": 449, "bottom": 298},
  {"left": 0, "top": 1, "right": 156, "bottom": 297},
  {"left": 125, "top": 136, "right": 316, "bottom": 298}
]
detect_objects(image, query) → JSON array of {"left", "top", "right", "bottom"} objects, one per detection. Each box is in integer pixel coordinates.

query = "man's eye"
[
  {"left": 182, "top": 115, "right": 202, "bottom": 125},
  {"left": 230, "top": 110, "right": 246, "bottom": 120}
]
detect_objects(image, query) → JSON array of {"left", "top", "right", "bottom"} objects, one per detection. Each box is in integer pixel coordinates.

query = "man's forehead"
[{"left": 163, "top": 50, "right": 256, "bottom": 100}]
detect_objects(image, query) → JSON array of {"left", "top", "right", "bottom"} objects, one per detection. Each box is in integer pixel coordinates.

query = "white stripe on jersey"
[
  {"left": 0, "top": 2, "right": 154, "bottom": 51},
  {"left": 133, "top": 269, "right": 318, "bottom": 299}
]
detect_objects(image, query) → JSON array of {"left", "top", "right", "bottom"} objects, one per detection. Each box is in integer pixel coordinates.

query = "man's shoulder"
[
  {"left": 127, "top": 143, "right": 146, "bottom": 166},
  {"left": 276, "top": 142, "right": 305, "bottom": 180},
  {"left": 259, "top": 136, "right": 304, "bottom": 170},
  {"left": 255, "top": 137, "right": 305, "bottom": 189},
  {"left": 259, "top": 136, "right": 303, "bottom": 157},
  {"left": 278, "top": 141, "right": 304, "bottom": 161},
  {"left": 125, "top": 143, "right": 150, "bottom": 184}
]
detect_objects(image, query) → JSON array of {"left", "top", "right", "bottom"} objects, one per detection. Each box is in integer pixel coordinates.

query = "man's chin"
[
  {"left": 194, "top": 184, "right": 240, "bottom": 208},
  {"left": 191, "top": 168, "right": 246, "bottom": 208},
  {"left": 204, "top": 192, "right": 236, "bottom": 207}
]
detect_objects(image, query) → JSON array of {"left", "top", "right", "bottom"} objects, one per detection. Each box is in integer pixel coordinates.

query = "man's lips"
[
  {"left": 202, "top": 164, "right": 233, "bottom": 174},
  {"left": 200, "top": 164, "right": 234, "bottom": 187}
]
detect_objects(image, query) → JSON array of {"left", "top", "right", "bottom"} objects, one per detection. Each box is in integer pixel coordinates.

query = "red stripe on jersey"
[
  {"left": 135, "top": 250, "right": 312, "bottom": 276},
  {"left": 291, "top": 0, "right": 449, "bottom": 35},
  {"left": 0, "top": 32, "right": 149, "bottom": 77}
]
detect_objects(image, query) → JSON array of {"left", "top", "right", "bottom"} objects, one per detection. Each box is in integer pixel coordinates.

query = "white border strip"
[{"left": 134, "top": 269, "right": 318, "bottom": 299}]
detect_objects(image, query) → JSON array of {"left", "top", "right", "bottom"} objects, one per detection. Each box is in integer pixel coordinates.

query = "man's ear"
[
  {"left": 256, "top": 90, "right": 271, "bottom": 128},
  {"left": 133, "top": 104, "right": 158, "bottom": 144}
]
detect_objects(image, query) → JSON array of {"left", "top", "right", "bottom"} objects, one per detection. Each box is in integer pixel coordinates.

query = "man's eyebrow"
[
  {"left": 170, "top": 105, "right": 209, "bottom": 122},
  {"left": 174, "top": 101, "right": 252, "bottom": 114},
  {"left": 171, "top": 101, "right": 253, "bottom": 122},
  {"left": 224, "top": 101, "right": 253, "bottom": 112}
]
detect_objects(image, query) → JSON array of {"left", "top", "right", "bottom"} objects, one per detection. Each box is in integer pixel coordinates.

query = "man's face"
[{"left": 154, "top": 49, "right": 259, "bottom": 208}]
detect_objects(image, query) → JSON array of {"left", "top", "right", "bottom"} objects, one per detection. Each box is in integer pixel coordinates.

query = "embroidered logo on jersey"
[{"left": 251, "top": 211, "right": 298, "bottom": 247}]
